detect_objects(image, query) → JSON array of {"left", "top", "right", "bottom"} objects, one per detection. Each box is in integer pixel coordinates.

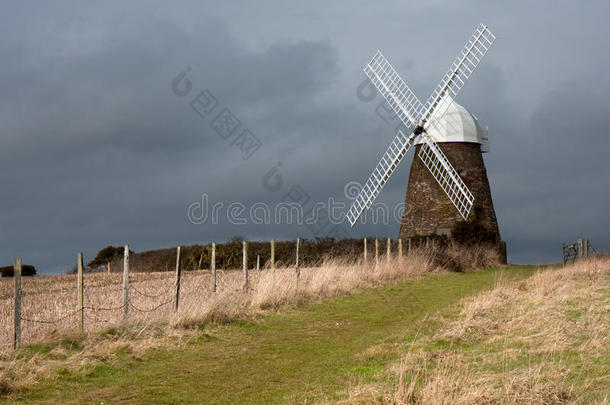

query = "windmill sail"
[
  {"left": 346, "top": 53, "right": 426, "bottom": 227},
  {"left": 421, "top": 24, "right": 496, "bottom": 130},
  {"left": 346, "top": 130, "right": 416, "bottom": 226},
  {"left": 364, "top": 51, "right": 425, "bottom": 128}
]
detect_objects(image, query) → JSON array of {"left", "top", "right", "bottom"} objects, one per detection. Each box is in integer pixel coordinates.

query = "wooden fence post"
[
  {"left": 13, "top": 258, "right": 22, "bottom": 349},
  {"left": 271, "top": 238, "right": 275, "bottom": 271},
  {"left": 211, "top": 242, "right": 216, "bottom": 292},
  {"left": 77, "top": 252, "right": 84, "bottom": 331},
  {"left": 398, "top": 238, "right": 403, "bottom": 259},
  {"left": 174, "top": 246, "right": 182, "bottom": 312},
  {"left": 375, "top": 238, "right": 379, "bottom": 267},
  {"left": 242, "top": 241, "right": 248, "bottom": 287},
  {"left": 408, "top": 238, "right": 411, "bottom": 254},
  {"left": 107, "top": 261, "right": 111, "bottom": 274},
  {"left": 363, "top": 238, "right": 367, "bottom": 262},
  {"left": 562, "top": 243, "right": 567, "bottom": 265},
  {"left": 123, "top": 245, "right": 129, "bottom": 319},
  {"left": 386, "top": 237, "right": 391, "bottom": 261},
  {"left": 577, "top": 238, "right": 583, "bottom": 259},
  {"left": 295, "top": 237, "right": 301, "bottom": 277},
  {"left": 584, "top": 239, "right": 589, "bottom": 258},
  {"left": 257, "top": 255, "right": 260, "bottom": 271}
]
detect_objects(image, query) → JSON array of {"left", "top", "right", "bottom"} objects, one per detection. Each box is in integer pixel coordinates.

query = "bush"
[
  {"left": 0, "top": 264, "right": 37, "bottom": 277},
  {"left": 451, "top": 220, "right": 498, "bottom": 246},
  {"left": 88, "top": 246, "right": 132, "bottom": 267},
  {"left": 95, "top": 232, "right": 505, "bottom": 274},
  {"left": 101, "top": 237, "right": 371, "bottom": 273}
]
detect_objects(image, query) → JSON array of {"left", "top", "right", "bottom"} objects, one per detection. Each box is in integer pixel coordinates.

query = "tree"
[{"left": 88, "top": 246, "right": 130, "bottom": 267}]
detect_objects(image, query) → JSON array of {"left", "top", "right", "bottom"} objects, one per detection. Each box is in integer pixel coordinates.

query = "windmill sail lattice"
[
  {"left": 417, "top": 134, "right": 474, "bottom": 219},
  {"left": 345, "top": 130, "right": 416, "bottom": 224},
  {"left": 364, "top": 51, "right": 424, "bottom": 128},
  {"left": 422, "top": 24, "right": 496, "bottom": 131},
  {"left": 346, "top": 24, "right": 495, "bottom": 227}
]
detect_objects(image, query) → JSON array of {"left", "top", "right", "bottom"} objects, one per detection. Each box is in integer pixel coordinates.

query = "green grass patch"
[{"left": 15, "top": 333, "right": 84, "bottom": 361}]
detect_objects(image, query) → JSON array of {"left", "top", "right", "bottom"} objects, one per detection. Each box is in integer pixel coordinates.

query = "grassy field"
[
  {"left": 1, "top": 256, "right": 607, "bottom": 404},
  {"left": 2, "top": 265, "right": 534, "bottom": 404}
]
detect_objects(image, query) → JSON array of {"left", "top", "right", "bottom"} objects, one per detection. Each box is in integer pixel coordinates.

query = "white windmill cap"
[{"left": 416, "top": 95, "right": 490, "bottom": 152}]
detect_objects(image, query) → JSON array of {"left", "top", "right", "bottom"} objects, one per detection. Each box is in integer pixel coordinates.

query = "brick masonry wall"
[{"left": 399, "top": 142, "right": 500, "bottom": 240}]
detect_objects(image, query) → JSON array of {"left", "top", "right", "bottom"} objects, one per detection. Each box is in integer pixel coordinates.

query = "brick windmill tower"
[
  {"left": 345, "top": 24, "right": 503, "bottom": 256},
  {"left": 399, "top": 99, "right": 500, "bottom": 241}
]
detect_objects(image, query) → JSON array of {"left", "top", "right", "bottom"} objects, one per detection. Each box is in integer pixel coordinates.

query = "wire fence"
[
  {"left": 0, "top": 267, "right": 256, "bottom": 353},
  {"left": 1, "top": 238, "right": 421, "bottom": 353}
]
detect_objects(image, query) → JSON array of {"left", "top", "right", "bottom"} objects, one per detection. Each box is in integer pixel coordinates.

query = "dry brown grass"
[
  {"left": 437, "top": 258, "right": 608, "bottom": 351},
  {"left": 0, "top": 247, "right": 503, "bottom": 395},
  {"left": 172, "top": 251, "right": 438, "bottom": 327},
  {"left": 344, "top": 257, "right": 610, "bottom": 404},
  {"left": 390, "top": 352, "right": 576, "bottom": 405}
]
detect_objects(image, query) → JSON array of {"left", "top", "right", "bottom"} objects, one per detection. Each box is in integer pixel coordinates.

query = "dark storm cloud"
[
  {"left": 0, "top": 1, "right": 609, "bottom": 273},
  {"left": 0, "top": 3, "right": 340, "bottom": 273},
  {"left": 498, "top": 79, "right": 610, "bottom": 248}
]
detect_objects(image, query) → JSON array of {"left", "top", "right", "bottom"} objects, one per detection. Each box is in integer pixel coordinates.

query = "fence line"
[
  {"left": 375, "top": 238, "right": 379, "bottom": 267},
  {"left": 386, "top": 237, "right": 391, "bottom": 261},
  {"left": 562, "top": 238, "right": 598, "bottom": 265},
  {"left": 295, "top": 236, "right": 301, "bottom": 278},
  {"left": 270, "top": 238, "right": 275, "bottom": 271},
  {"left": 20, "top": 309, "right": 80, "bottom": 325},
  {"left": 13, "top": 258, "right": 21, "bottom": 349},
  {"left": 211, "top": 242, "right": 216, "bottom": 292},
  {"left": 129, "top": 298, "right": 173, "bottom": 313},
  {"left": 363, "top": 238, "right": 367, "bottom": 262},
  {"left": 174, "top": 246, "right": 182, "bottom": 312},
  {"left": 123, "top": 245, "right": 129, "bottom": 319},
  {"left": 5, "top": 237, "right": 422, "bottom": 351},
  {"left": 129, "top": 280, "right": 174, "bottom": 299},
  {"left": 242, "top": 241, "right": 248, "bottom": 287},
  {"left": 77, "top": 252, "right": 84, "bottom": 331}
]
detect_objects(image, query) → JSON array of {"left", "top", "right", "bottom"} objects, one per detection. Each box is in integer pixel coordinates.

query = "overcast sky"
[{"left": 1, "top": 1, "right": 609, "bottom": 274}]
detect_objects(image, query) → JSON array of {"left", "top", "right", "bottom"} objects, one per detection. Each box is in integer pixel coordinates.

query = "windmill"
[{"left": 346, "top": 24, "right": 502, "bottom": 247}]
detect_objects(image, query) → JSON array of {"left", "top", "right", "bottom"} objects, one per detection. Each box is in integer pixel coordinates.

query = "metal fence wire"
[
  {"left": 3, "top": 238, "right": 419, "bottom": 351},
  {"left": 3, "top": 267, "right": 253, "bottom": 350}
]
